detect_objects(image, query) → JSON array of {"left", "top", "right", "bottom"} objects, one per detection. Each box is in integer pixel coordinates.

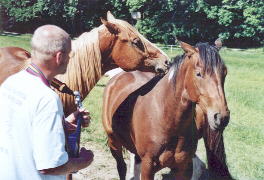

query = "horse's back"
[
  {"left": 102, "top": 71, "right": 155, "bottom": 135},
  {"left": 0, "top": 47, "right": 30, "bottom": 84}
]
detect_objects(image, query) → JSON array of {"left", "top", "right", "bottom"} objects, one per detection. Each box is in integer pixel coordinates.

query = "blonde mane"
[{"left": 55, "top": 28, "right": 102, "bottom": 113}]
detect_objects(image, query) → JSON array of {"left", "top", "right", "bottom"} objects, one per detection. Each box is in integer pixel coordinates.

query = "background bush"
[{"left": 0, "top": 0, "right": 263, "bottom": 48}]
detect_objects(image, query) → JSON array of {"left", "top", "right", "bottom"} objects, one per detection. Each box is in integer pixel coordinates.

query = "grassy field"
[
  {"left": 0, "top": 33, "right": 31, "bottom": 50},
  {"left": 1, "top": 34, "right": 263, "bottom": 180}
]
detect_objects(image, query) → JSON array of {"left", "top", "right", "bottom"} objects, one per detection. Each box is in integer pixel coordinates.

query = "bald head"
[{"left": 31, "top": 25, "right": 71, "bottom": 60}]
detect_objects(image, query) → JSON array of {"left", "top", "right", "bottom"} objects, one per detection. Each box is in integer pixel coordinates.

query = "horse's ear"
[
  {"left": 107, "top": 11, "right": 116, "bottom": 21},
  {"left": 180, "top": 41, "right": 196, "bottom": 56},
  {"left": 101, "top": 18, "right": 120, "bottom": 34},
  {"left": 215, "top": 38, "right": 222, "bottom": 50}
]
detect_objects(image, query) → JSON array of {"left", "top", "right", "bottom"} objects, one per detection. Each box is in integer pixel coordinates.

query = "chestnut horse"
[
  {"left": 0, "top": 11, "right": 169, "bottom": 116},
  {"left": 102, "top": 41, "right": 233, "bottom": 179}
]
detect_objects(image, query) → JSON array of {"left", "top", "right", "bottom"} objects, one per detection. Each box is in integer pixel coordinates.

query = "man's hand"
[
  {"left": 39, "top": 147, "right": 94, "bottom": 175},
  {"left": 65, "top": 108, "right": 91, "bottom": 133},
  {"left": 79, "top": 147, "right": 94, "bottom": 168}
]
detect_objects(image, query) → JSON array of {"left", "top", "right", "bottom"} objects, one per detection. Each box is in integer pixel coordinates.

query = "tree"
[
  {"left": 0, "top": 0, "right": 263, "bottom": 47},
  {"left": 126, "top": 0, "right": 264, "bottom": 47}
]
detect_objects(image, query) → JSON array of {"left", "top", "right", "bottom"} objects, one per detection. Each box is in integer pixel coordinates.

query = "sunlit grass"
[{"left": 0, "top": 33, "right": 31, "bottom": 50}]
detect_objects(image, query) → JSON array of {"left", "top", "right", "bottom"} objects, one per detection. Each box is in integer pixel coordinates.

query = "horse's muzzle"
[{"left": 208, "top": 110, "right": 230, "bottom": 131}]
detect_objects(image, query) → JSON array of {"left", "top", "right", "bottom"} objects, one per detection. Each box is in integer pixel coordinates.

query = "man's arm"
[
  {"left": 33, "top": 95, "right": 93, "bottom": 175},
  {"left": 39, "top": 148, "right": 93, "bottom": 175}
]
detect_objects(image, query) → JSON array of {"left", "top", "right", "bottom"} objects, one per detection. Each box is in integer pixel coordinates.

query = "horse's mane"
[
  {"left": 168, "top": 55, "right": 185, "bottom": 86},
  {"left": 55, "top": 28, "right": 102, "bottom": 97},
  {"left": 195, "top": 42, "right": 225, "bottom": 74},
  {"left": 169, "top": 42, "right": 225, "bottom": 85}
]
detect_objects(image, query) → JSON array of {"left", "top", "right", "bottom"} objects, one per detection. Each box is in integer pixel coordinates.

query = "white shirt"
[{"left": 0, "top": 70, "right": 68, "bottom": 180}]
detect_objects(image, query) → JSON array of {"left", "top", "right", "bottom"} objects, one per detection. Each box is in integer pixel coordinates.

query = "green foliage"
[
  {"left": 0, "top": 5, "right": 3, "bottom": 32},
  {"left": 0, "top": 0, "right": 263, "bottom": 47},
  {"left": 126, "top": 0, "right": 264, "bottom": 47},
  {"left": 0, "top": 0, "right": 39, "bottom": 22},
  {"left": 126, "top": 0, "right": 147, "bottom": 11}
]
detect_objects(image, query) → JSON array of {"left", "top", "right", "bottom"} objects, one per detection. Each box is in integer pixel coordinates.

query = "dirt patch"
[{"left": 72, "top": 141, "right": 173, "bottom": 180}]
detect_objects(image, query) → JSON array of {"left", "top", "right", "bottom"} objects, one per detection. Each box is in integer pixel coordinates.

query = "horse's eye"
[
  {"left": 196, "top": 72, "right": 202, "bottom": 77},
  {"left": 132, "top": 38, "right": 144, "bottom": 51}
]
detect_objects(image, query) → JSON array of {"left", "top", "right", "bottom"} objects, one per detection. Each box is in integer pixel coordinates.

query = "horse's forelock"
[{"left": 195, "top": 42, "right": 225, "bottom": 74}]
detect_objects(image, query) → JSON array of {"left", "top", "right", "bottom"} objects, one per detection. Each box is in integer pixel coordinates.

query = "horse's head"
[
  {"left": 99, "top": 11, "right": 169, "bottom": 74},
  {"left": 181, "top": 40, "right": 229, "bottom": 131}
]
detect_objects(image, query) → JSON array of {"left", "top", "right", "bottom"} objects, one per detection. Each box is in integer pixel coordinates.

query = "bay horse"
[
  {"left": 0, "top": 11, "right": 169, "bottom": 116},
  {"left": 102, "top": 41, "right": 233, "bottom": 179}
]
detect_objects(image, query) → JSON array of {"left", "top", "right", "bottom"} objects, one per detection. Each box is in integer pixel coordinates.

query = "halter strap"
[{"left": 26, "top": 63, "right": 50, "bottom": 87}]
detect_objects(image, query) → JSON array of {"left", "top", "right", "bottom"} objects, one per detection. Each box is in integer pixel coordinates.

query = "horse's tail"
[{"left": 203, "top": 125, "right": 234, "bottom": 180}]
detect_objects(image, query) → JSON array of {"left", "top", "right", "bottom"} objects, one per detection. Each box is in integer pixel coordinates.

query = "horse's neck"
[
  {"left": 98, "top": 26, "right": 119, "bottom": 74},
  {"left": 161, "top": 70, "right": 193, "bottom": 120}
]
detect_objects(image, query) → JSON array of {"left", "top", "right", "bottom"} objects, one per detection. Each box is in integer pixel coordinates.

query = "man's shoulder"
[
  {"left": 1, "top": 70, "right": 59, "bottom": 100},
  {"left": 2, "top": 70, "right": 38, "bottom": 86}
]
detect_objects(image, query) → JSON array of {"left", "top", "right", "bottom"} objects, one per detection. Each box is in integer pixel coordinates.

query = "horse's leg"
[
  {"left": 128, "top": 152, "right": 141, "bottom": 180},
  {"left": 110, "top": 145, "right": 127, "bottom": 180},
  {"left": 140, "top": 155, "right": 155, "bottom": 180}
]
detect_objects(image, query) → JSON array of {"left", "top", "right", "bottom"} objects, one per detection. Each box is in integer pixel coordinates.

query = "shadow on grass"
[{"left": 96, "top": 84, "right": 106, "bottom": 87}]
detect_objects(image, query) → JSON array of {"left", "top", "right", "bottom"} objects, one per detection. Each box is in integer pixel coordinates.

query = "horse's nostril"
[
  {"left": 214, "top": 112, "right": 230, "bottom": 129},
  {"left": 214, "top": 113, "right": 221, "bottom": 125},
  {"left": 214, "top": 113, "right": 220, "bottom": 120},
  {"left": 156, "top": 68, "right": 164, "bottom": 73},
  {"left": 165, "top": 60, "right": 169, "bottom": 65}
]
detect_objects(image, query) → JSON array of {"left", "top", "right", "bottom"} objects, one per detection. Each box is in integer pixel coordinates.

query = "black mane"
[
  {"left": 169, "top": 42, "right": 225, "bottom": 85},
  {"left": 195, "top": 42, "right": 224, "bottom": 74}
]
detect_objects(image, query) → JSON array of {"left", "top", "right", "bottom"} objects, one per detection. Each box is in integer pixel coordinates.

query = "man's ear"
[{"left": 55, "top": 51, "right": 63, "bottom": 66}]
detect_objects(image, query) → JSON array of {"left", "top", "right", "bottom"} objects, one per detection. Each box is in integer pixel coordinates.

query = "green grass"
[
  {"left": 0, "top": 33, "right": 31, "bottom": 50},
  {"left": 1, "top": 34, "right": 264, "bottom": 179},
  {"left": 220, "top": 49, "right": 264, "bottom": 180}
]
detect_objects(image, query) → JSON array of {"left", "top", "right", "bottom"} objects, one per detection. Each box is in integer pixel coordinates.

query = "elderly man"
[{"left": 0, "top": 25, "right": 93, "bottom": 179}]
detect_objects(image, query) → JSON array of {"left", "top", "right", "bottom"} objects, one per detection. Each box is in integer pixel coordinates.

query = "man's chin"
[{"left": 57, "top": 69, "right": 67, "bottom": 75}]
